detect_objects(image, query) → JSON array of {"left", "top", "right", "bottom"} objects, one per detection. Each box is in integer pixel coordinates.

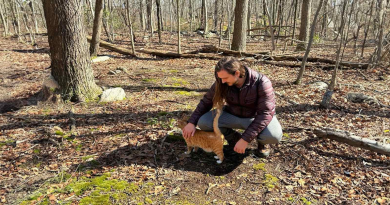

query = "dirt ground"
[{"left": 0, "top": 32, "right": 389, "bottom": 205}]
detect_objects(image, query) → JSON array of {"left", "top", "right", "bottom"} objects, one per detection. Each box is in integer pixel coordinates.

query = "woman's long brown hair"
[{"left": 213, "top": 57, "right": 246, "bottom": 108}]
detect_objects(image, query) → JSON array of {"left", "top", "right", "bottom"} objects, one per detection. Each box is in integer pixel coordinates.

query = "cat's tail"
[{"left": 213, "top": 105, "right": 224, "bottom": 140}]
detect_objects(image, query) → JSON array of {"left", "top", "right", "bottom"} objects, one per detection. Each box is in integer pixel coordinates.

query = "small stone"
[{"left": 99, "top": 87, "right": 126, "bottom": 102}]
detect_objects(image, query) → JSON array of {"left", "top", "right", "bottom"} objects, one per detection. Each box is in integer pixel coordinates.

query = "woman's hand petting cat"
[
  {"left": 182, "top": 123, "right": 196, "bottom": 139},
  {"left": 234, "top": 139, "right": 249, "bottom": 154}
]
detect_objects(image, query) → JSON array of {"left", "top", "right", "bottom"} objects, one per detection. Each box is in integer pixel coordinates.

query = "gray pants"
[{"left": 197, "top": 110, "right": 283, "bottom": 144}]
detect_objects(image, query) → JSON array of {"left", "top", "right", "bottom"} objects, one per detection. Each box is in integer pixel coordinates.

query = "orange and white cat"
[{"left": 178, "top": 107, "right": 225, "bottom": 164}]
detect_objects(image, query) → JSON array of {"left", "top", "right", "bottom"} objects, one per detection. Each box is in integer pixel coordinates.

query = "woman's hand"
[{"left": 182, "top": 123, "right": 196, "bottom": 139}]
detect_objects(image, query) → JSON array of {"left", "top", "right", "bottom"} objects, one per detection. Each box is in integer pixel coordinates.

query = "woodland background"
[{"left": 0, "top": 0, "right": 389, "bottom": 204}]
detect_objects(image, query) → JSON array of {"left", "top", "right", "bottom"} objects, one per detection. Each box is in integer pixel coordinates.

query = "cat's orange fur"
[{"left": 178, "top": 107, "right": 225, "bottom": 163}]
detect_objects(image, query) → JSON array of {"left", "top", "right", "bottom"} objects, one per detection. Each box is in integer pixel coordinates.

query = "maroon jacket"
[{"left": 188, "top": 66, "right": 276, "bottom": 143}]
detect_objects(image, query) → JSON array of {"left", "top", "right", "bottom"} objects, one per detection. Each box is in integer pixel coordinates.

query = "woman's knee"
[{"left": 197, "top": 113, "right": 213, "bottom": 131}]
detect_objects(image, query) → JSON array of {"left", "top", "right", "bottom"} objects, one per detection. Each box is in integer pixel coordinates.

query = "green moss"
[
  {"left": 127, "top": 182, "right": 139, "bottom": 193},
  {"left": 264, "top": 174, "right": 278, "bottom": 190},
  {"left": 76, "top": 144, "right": 83, "bottom": 151},
  {"left": 158, "top": 111, "right": 169, "bottom": 116},
  {"left": 171, "top": 78, "right": 189, "bottom": 86},
  {"left": 55, "top": 130, "right": 65, "bottom": 136},
  {"left": 145, "top": 197, "right": 153, "bottom": 204},
  {"left": 253, "top": 163, "right": 266, "bottom": 171},
  {"left": 33, "top": 149, "right": 41, "bottom": 154},
  {"left": 288, "top": 197, "right": 294, "bottom": 201},
  {"left": 82, "top": 155, "right": 95, "bottom": 161},
  {"left": 174, "top": 91, "right": 201, "bottom": 96},
  {"left": 142, "top": 78, "right": 156, "bottom": 83},
  {"left": 300, "top": 197, "right": 312, "bottom": 205},
  {"left": 79, "top": 194, "right": 110, "bottom": 205},
  {"left": 113, "top": 180, "right": 128, "bottom": 191},
  {"left": 0, "top": 139, "right": 15, "bottom": 147}
]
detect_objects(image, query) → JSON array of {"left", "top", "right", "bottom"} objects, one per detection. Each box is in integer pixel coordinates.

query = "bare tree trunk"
[
  {"left": 372, "top": 0, "right": 385, "bottom": 65},
  {"left": 218, "top": 0, "right": 224, "bottom": 47},
  {"left": 0, "top": 0, "right": 8, "bottom": 36},
  {"left": 102, "top": 0, "right": 113, "bottom": 42},
  {"left": 9, "top": 0, "right": 21, "bottom": 41},
  {"left": 177, "top": 0, "right": 181, "bottom": 54},
  {"left": 361, "top": 1, "right": 373, "bottom": 58},
  {"left": 290, "top": 0, "right": 298, "bottom": 45},
  {"left": 202, "top": 0, "right": 208, "bottom": 33},
  {"left": 264, "top": 0, "right": 275, "bottom": 51},
  {"left": 169, "top": 0, "right": 173, "bottom": 32},
  {"left": 19, "top": 1, "right": 35, "bottom": 44},
  {"left": 333, "top": 0, "right": 346, "bottom": 41},
  {"left": 214, "top": 0, "right": 219, "bottom": 31},
  {"left": 90, "top": 0, "right": 103, "bottom": 57},
  {"left": 28, "top": 1, "right": 39, "bottom": 34},
  {"left": 231, "top": 0, "right": 248, "bottom": 52},
  {"left": 321, "top": 0, "right": 327, "bottom": 37},
  {"left": 295, "top": 0, "right": 324, "bottom": 85},
  {"left": 247, "top": 0, "right": 251, "bottom": 36},
  {"left": 42, "top": 0, "right": 102, "bottom": 102},
  {"left": 86, "top": 0, "right": 95, "bottom": 24},
  {"left": 146, "top": 0, "right": 153, "bottom": 36},
  {"left": 189, "top": 0, "right": 193, "bottom": 31},
  {"left": 156, "top": 0, "right": 162, "bottom": 43},
  {"left": 139, "top": 0, "right": 145, "bottom": 31},
  {"left": 126, "top": 0, "right": 136, "bottom": 54},
  {"left": 321, "top": 0, "right": 347, "bottom": 108},
  {"left": 108, "top": 0, "right": 115, "bottom": 41},
  {"left": 296, "top": 0, "right": 311, "bottom": 51}
]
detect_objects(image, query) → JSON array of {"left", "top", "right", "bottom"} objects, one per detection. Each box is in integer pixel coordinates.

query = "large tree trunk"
[
  {"left": 294, "top": 0, "right": 324, "bottom": 85},
  {"left": 42, "top": 0, "right": 102, "bottom": 102},
  {"left": 90, "top": 0, "right": 103, "bottom": 57},
  {"left": 296, "top": 0, "right": 311, "bottom": 51},
  {"left": 231, "top": 0, "right": 248, "bottom": 52}
]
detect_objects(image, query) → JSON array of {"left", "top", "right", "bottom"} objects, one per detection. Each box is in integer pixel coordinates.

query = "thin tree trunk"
[
  {"left": 321, "top": 0, "right": 347, "bottom": 108},
  {"left": 202, "top": 0, "right": 208, "bottom": 33},
  {"left": 334, "top": 0, "right": 346, "bottom": 41},
  {"left": 264, "top": 0, "right": 275, "bottom": 51},
  {"left": 247, "top": 0, "right": 251, "bottom": 36},
  {"left": 20, "top": 2, "right": 35, "bottom": 44},
  {"left": 189, "top": 0, "right": 192, "bottom": 31},
  {"left": 146, "top": 0, "right": 153, "bottom": 37},
  {"left": 90, "top": 0, "right": 103, "bottom": 57},
  {"left": 0, "top": 0, "right": 8, "bottom": 36},
  {"left": 321, "top": 0, "right": 327, "bottom": 37},
  {"left": 372, "top": 0, "right": 385, "bottom": 64},
  {"left": 126, "top": 0, "right": 136, "bottom": 54},
  {"left": 296, "top": 0, "right": 311, "bottom": 51},
  {"left": 139, "top": 0, "right": 145, "bottom": 31},
  {"left": 218, "top": 0, "right": 224, "bottom": 47},
  {"left": 28, "top": 1, "right": 39, "bottom": 34},
  {"left": 295, "top": 0, "right": 324, "bottom": 85},
  {"left": 169, "top": 0, "right": 173, "bottom": 32},
  {"left": 361, "top": 1, "right": 373, "bottom": 58},
  {"left": 291, "top": 0, "right": 298, "bottom": 45},
  {"left": 177, "top": 0, "right": 181, "bottom": 54},
  {"left": 156, "top": 0, "right": 162, "bottom": 43},
  {"left": 214, "top": 0, "right": 219, "bottom": 31}
]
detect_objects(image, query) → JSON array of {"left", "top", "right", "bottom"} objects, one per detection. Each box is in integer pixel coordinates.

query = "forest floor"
[{"left": 0, "top": 32, "right": 390, "bottom": 205}]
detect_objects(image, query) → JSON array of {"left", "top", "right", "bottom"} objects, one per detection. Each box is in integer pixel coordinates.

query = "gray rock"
[
  {"left": 92, "top": 56, "right": 110, "bottom": 63},
  {"left": 99, "top": 87, "right": 126, "bottom": 102},
  {"left": 309, "top": 81, "right": 328, "bottom": 90},
  {"left": 346, "top": 92, "right": 378, "bottom": 104}
]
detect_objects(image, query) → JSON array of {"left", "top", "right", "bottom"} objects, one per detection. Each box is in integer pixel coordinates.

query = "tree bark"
[
  {"left": 28, "top": 1, "right": 39, "bottom": 34},
  {"left": 90, "top": 0, "right": 103, "bottom": 57},
  {"left": 139, "top": 0, "right": 145, "bottom": 31},
  {"left": 177, "top": 0, "right": 181, "bottom": 54},
  {"left": 372, "top": 0, "right": 385, "bottom": 64},
  {"left": 231, "top": 0, "right": 248, "bottom": 52},
  {"left": 202, "top": 0, "right": 208, "bottom": 33},
  {"left": 295, "top": 0, "right": 324, "bottom": 85},
  {"left": 126, "top": 0, "right": 136, "bottom": 55},
  {"left": 264, "top": 0, "right": 275, "bottom": 51},
  {"left": 296, "top": 0, "right": 311, "bottom": 51},
  {"left": 314, "top": 128, "right": 390, "bottom": 156},
  {"left": 42, "top": 0, "right": 102, "bottom": 102},
  {"left": 291, "top": 0, "right": 298, "bottom": 45},
  {"left": 361, "top": 1, "right": 373, "bottom": 58},
  {"left": 146, "top": 0, "right": 153, "bottom": 36},
  {"left": 214, "top": 0, "right": 219, "bottom": 31},
  {"left": 0, "top": 0, "right": 8, "bottom": 36},
  {"left": 156, "top": 0, "right": 162, "bottom": 43}
]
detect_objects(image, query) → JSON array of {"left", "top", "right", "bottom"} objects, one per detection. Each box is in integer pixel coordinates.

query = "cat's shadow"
[{"left": 71, "top": 135, "right": 248, "bottom": 176}]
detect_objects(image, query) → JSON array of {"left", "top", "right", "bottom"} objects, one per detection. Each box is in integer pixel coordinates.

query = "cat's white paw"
[
  {"left": 214, "top": 156, "right": 219, "bottom": 159},
  {"left": 217, "top": 160, "right": 222, "bottom": 164},
  {"left": 184, "top": 151, "right": 190, "bottom": 155}
]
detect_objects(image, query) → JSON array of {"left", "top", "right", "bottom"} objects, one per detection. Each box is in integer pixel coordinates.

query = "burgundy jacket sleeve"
[
  {"left": 187, "top": 83, "right": 216, "bottom": 125},
  {"left": 241, "top": 75, "right": 276, "bottom": 143}
]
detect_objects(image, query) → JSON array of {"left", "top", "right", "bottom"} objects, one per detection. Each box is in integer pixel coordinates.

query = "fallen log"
[
  {"left": 200, "top": 45, "right": 270, "bottom": 56},
  {"left": 87, "top": 36, "right": 222, "bottom": 60},
  {"left": 86, "top": 36, "right": 136, "bottom": 57},
  {"left": 314, "top": 128, "right": 390, "bottom": 156},
  {"left": 267, "top": 55, "right": 369, "bottom": 69}
]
